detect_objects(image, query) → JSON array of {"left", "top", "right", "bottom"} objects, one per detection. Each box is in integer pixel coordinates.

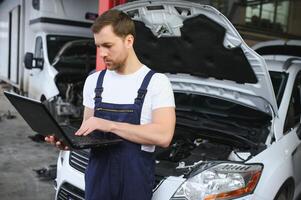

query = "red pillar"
[{"left": 96, "top": 0, "right": 127, "bottom": 71}]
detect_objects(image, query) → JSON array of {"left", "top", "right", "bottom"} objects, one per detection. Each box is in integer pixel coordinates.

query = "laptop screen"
[{"left": 4, "top": 91, "right": 65, "bottom": 138}]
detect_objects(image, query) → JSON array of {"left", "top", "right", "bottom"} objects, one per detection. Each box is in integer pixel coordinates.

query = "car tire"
[
  {"left": 276, "top": 190, "right": 288, "bottom": 200},
  {"left": 274, "top": 181, "right": 294, "bottom": 200}
]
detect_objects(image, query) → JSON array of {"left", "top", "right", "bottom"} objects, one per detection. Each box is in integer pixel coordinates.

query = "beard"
[{"left": 105, "top": 55, "right": 127, "bottom": 71}]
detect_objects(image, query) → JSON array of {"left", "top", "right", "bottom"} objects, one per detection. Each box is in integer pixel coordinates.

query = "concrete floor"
[{"left": 0, "top": 83, "right": 59, "bottom": 200}]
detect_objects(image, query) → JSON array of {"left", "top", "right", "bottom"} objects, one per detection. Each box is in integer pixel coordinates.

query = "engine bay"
[
  {"left": 47, "top": 38, "right": 96, "bottom": 124},
  {"left": 154, "top": 125, "right": 261, "bottom": 182}
]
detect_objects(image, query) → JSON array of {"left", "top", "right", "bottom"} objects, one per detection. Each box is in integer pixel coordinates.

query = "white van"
[{"left": 0, "top": 0, "right": 97, "bottom": 122}]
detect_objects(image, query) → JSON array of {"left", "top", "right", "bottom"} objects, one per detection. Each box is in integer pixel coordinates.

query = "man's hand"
[
  {"left": 45, "top": 135, "right": 70, "bottom": 150},
  {"left": 75, "top": 116, "right": 114, "bottom": 136},
  {"left": 74, "top": 107, "right": 175, "bottom": 148}
]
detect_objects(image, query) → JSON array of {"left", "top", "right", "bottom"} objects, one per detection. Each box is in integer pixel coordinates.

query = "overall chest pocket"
[
  {"left": 96, "top": 107, "right": 134, "bottom": 113},
  {"left": 95, "top": 106, "right": 139, "bottom": 123}
]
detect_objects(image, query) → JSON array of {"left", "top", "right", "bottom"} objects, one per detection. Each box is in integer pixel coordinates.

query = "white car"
[{"left": 54, "top": 1, "right": 301, "bottom": 200}]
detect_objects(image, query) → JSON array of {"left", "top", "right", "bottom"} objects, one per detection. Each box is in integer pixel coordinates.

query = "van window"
[
  {"left": 47, "top": 35, "right": 90, "bottom": 64},
  {"left": 35, "top": 36, "right": 43, "bottom": 59}
]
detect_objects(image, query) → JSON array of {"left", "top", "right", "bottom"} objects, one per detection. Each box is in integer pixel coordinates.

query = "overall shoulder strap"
[
  {"left": 135, "top": 70, "right": 156, "bottom": 105},
  {"left": 94, "top": 69, "right": 106, "bottom": 105}
]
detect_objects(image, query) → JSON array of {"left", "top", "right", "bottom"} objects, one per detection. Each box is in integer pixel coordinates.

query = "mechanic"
[{"left": 46, "top": 9, "right": 176, "bottom": 200}]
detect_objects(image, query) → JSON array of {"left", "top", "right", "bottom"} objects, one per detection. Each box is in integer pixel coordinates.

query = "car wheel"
[
  {"left": 274, "top": 185, "right": 294, "bottom": 200},
  {"left": 276, "top": 190, "right": 287, "bottom": 200}
]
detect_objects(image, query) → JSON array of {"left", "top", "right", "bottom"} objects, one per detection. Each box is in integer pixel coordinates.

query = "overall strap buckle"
[
  {"left": 93, "top": 69, "right": 106, "bottom": 103},
  {"left": 134, "top": 70, "right": 156, "bottom": 105},
  {"left": 136, "top": 89, "right": 147, "bottom": 101},
  {"left": 94, "top": 87, "right": 103, "bottom": 100}
]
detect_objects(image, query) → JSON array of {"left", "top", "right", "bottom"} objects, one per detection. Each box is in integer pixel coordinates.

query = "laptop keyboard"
[{"left": 61, "top": 125, "right": 121, "bottom": 146}]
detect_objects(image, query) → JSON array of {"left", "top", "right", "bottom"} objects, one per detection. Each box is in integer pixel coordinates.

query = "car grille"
[
  {"left": 69, "top": 150, "right": 164, "bottom": 190},
  {"left": 57, "top": 182, "right": 85, "bottom": 200},
  {"left": 69, "top": 150, "right": 89, "bottom": 174}
]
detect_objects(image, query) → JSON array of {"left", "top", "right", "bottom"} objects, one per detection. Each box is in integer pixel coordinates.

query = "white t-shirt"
[{"left": 83, "top": 65, "right": 175, "bottom": 152}]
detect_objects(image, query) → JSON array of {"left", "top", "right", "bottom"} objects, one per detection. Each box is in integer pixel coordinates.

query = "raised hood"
[{"left": 116, "top": 0, "right": 277, "bottom": 116}]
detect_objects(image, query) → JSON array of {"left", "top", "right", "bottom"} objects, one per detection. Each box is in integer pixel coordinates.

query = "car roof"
[{"left": 264, "top": 56, "right": 301, "bottom": 73}]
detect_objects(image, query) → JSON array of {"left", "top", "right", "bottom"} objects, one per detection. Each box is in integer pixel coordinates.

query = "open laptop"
[{"left": 4, "top": 91, "right": 122, "bottom": 149}]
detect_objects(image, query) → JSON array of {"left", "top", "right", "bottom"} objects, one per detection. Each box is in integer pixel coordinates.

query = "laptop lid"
[
  {"left": 4, "top": 91, "right": 122, "bottom": 149},
  {"left": 3, "top": 91, "right": 72, "bottom": 144}
]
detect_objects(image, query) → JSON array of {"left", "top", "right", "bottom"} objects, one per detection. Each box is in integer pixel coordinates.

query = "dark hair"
[{"left": 91, "top": 9, "right": 135, "bottom": 38}]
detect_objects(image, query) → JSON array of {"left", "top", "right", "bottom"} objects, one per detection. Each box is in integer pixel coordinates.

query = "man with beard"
[{"left": 46, "top": 9, "right": 175, "bottom": 200}]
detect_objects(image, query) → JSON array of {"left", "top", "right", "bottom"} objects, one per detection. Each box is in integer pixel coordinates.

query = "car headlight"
[{"left": 171, "top": 163, "right": 262, "bottom": 200}]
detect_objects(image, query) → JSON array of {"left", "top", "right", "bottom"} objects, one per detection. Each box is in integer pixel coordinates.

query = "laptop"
[{"left": 4, "top": 91, "right": 122, "bottom": 149}]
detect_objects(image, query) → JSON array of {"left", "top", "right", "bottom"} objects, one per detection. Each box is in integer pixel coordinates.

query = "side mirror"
[
  {"left": 35, "top": 58, "right": 44, "bottom": 69},
  {"left": 24, "top": 52, "right": 33, "bottom": 69},
  {"left": 24, "top": 52, "right": 44, "bottom": 70}
]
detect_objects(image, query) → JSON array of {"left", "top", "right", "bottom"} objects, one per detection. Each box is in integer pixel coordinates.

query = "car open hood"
[{"left": 116, "top": 0, "right": 277, "bottom": 116}]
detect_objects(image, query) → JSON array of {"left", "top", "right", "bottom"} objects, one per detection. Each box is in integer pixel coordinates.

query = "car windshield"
[
  {"left": 255, "top": 45, "right": 301, "bottom": 57},
  {"left": 269, "top": 71, "right": 288, "bottom": 106},
  {"left": 47, "top": 35, "right": 93, "bottom": 64}
]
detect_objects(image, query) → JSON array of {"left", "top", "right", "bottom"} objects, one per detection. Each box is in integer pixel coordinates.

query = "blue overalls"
[{"left": 85, "top": 69, "right": 156, "bottom": 200}]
